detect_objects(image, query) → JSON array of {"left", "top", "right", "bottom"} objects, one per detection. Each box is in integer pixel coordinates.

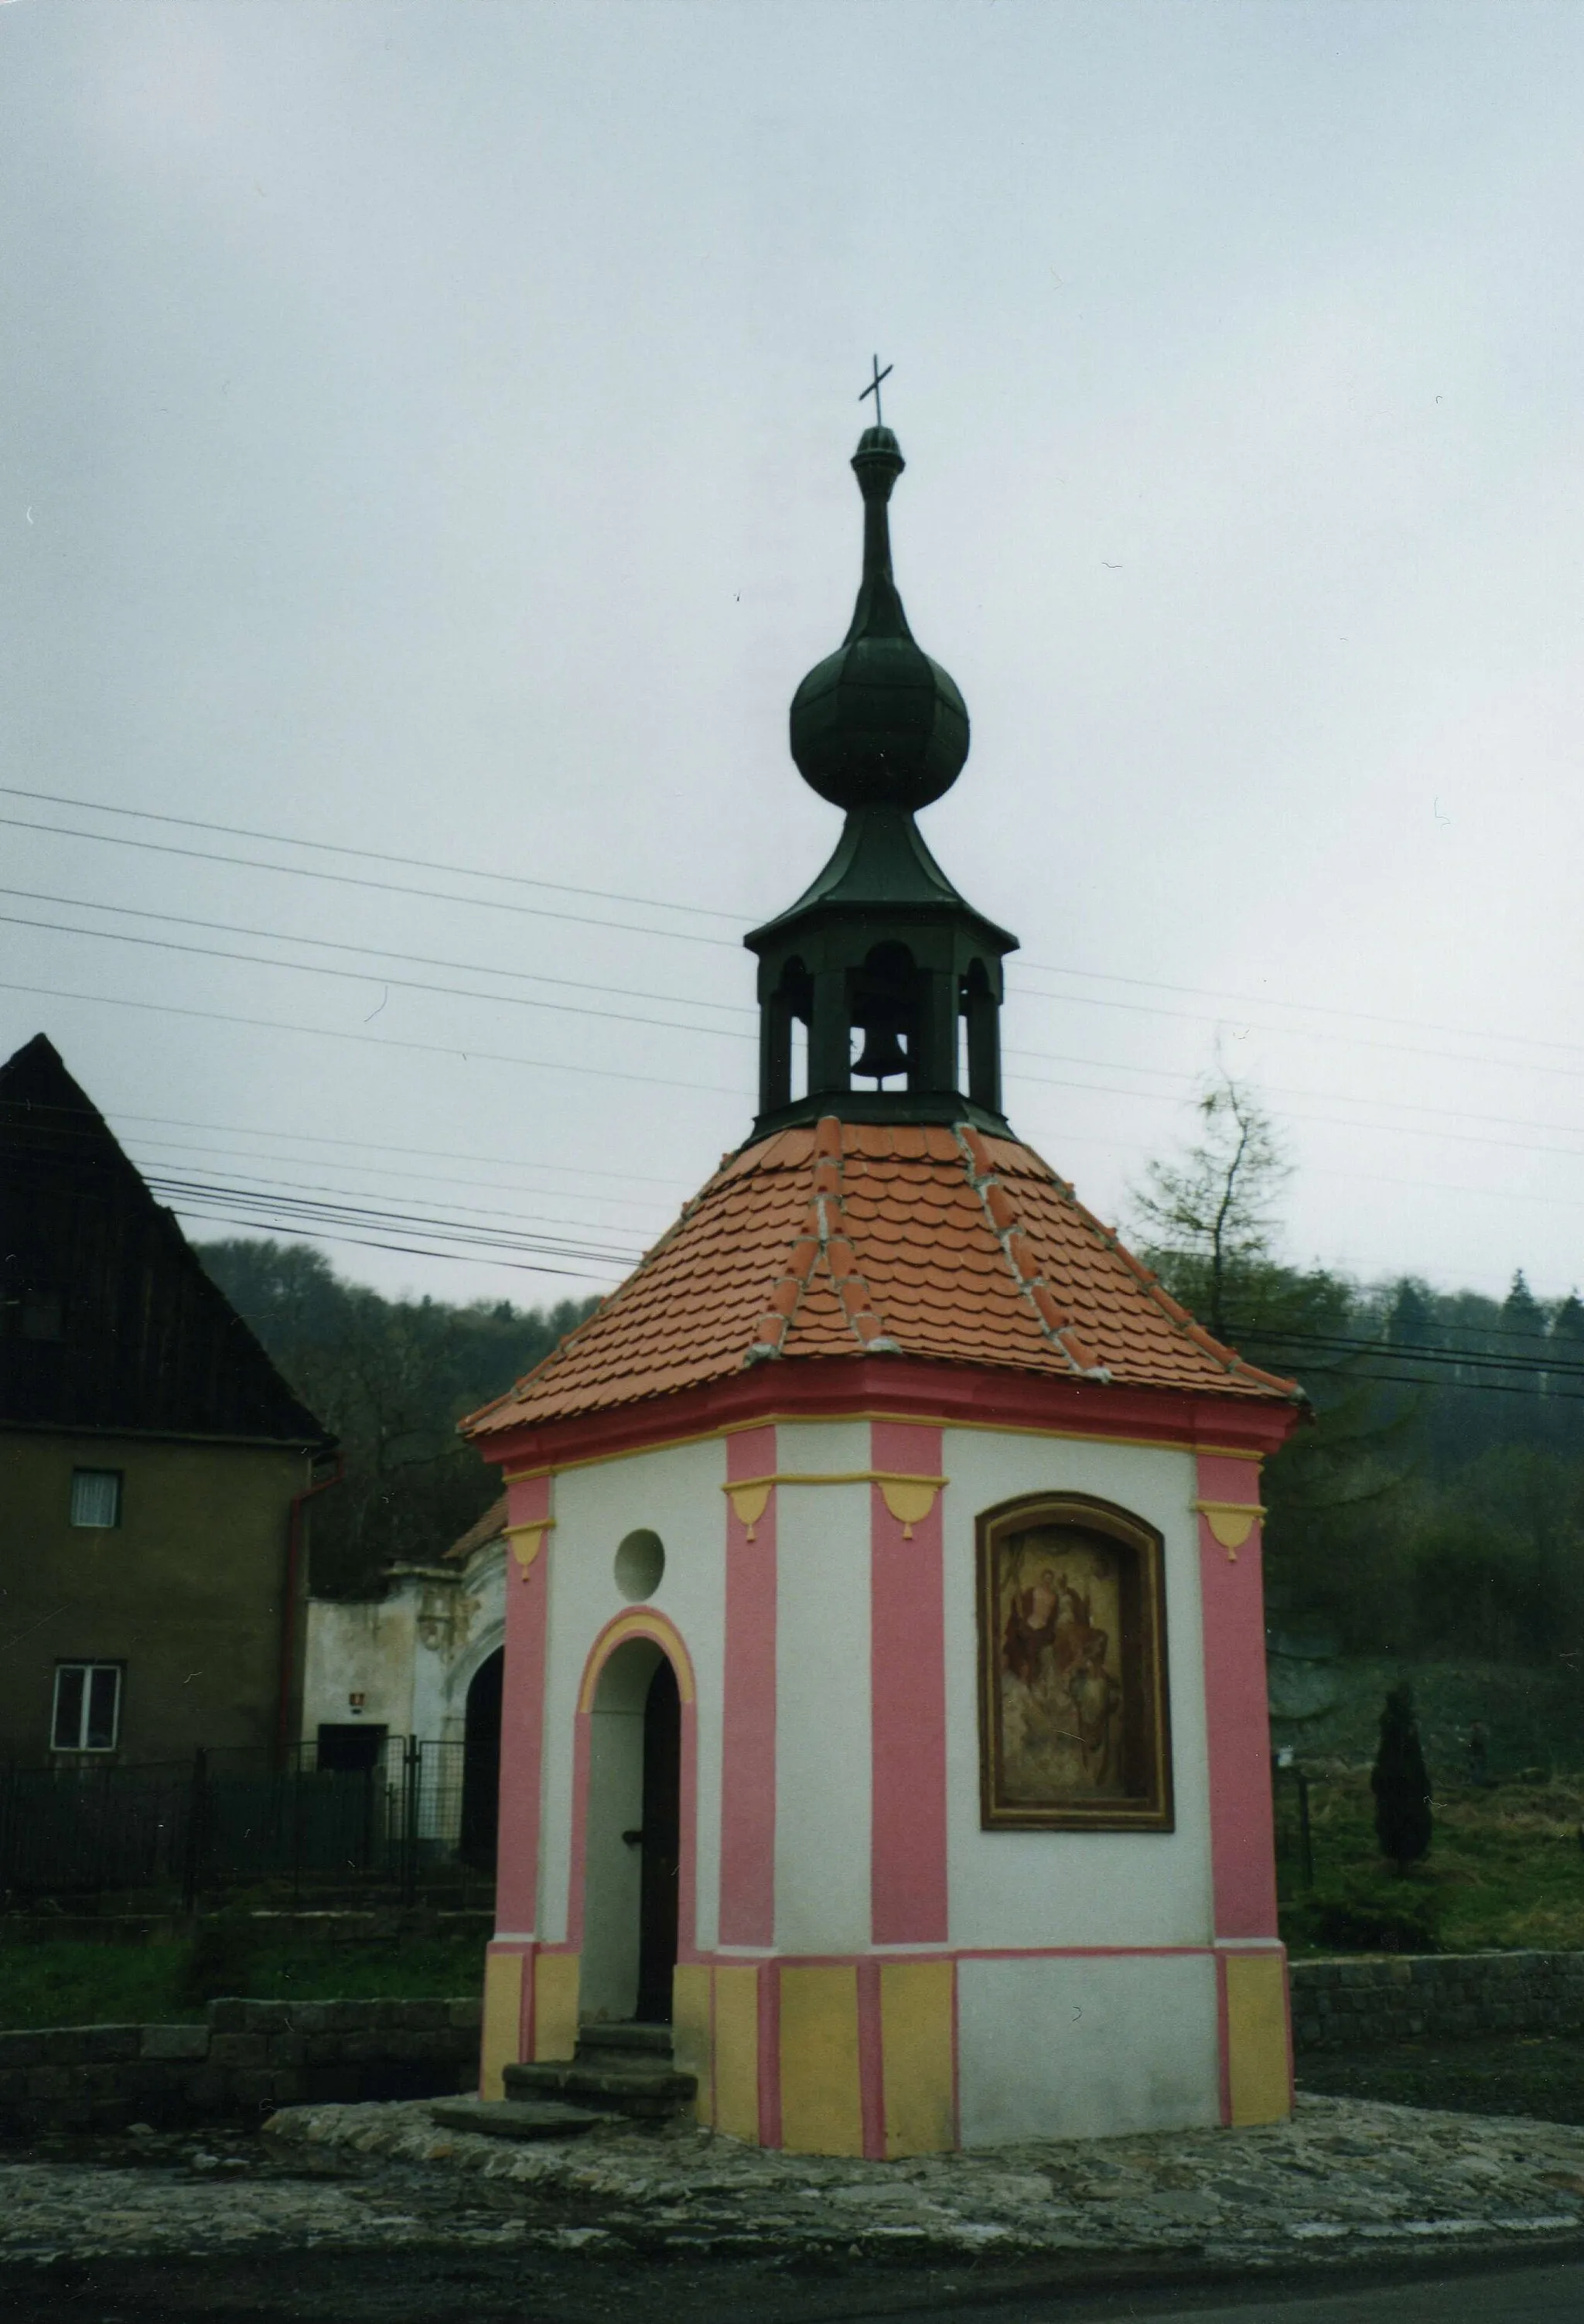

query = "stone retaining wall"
[
  {"left": 1290, "top": 1950, "right": 1584, "bottom": 2051},
  {"left": 0, "top": 1996, "right": 481, "bottom": 2134}
]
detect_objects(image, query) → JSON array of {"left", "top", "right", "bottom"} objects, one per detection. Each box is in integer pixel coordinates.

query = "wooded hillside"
[{"left": 196, "top": 1239, "right": 596, "bottom": 1595}]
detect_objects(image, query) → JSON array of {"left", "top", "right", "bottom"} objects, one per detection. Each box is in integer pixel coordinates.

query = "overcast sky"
[{"left": 4, "top": 1, "right": 1582, "bottom": 1315}]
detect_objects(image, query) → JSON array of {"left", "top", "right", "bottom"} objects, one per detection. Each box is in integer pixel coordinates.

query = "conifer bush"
[{"left": 1372, "top": 1683, "right": 1434, "bottom": 1872}]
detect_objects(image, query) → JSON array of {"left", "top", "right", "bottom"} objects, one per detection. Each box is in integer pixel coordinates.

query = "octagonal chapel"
[{"left": 463, "top": 419, "right": 1302, "bottom": 2155}]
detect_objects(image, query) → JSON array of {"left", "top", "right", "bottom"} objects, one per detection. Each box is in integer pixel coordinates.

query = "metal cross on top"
[{"left": 859, "top": 354, "right": 893, "bottom": 427}]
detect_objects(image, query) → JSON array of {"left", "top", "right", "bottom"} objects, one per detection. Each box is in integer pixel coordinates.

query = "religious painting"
[{"left": 976, "top": 1493, "right": 1173, "bottom": 1832}]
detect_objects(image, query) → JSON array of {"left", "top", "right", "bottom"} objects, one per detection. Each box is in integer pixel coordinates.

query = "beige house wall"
[{"left": 0, "top": 1427, "right": 316, "bottom": 1765}]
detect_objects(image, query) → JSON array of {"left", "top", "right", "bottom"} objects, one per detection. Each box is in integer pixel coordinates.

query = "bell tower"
[{"left": 746, "top": 423, "right": 1018, "bottom": 1140}]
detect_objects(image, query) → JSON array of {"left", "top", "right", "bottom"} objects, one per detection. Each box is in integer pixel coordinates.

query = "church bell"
[{"left": 850, "top": 1019, "right": 910, "bottom": 1082}]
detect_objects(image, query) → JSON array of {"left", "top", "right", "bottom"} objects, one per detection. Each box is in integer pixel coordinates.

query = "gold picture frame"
[{"left": 976, "top": 1492, "right": 1173, "bottom": 1832}]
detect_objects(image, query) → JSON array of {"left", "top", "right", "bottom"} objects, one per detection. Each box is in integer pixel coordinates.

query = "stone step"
[
  {"left": 429, "top": 2098, "right": 601, "bottom": 2143},
  {"left": 576, "top": 2020, "right": 674, "bottom": 2057},
  {"left": 504, "top": 2058, "right": 697, "bottom": 2121}
]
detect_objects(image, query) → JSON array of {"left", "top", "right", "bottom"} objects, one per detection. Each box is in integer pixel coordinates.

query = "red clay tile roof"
[
  {"left": 446, "top": 1493, "right": 507, "bottom": 1563},
  {"left": 466, "top": 1119, "right": 1298, "bottom": 1439}
]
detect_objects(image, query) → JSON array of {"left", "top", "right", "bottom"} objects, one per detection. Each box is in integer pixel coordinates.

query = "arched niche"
[{"left": 581, "top": 1637, "right": 683, "bottom": 2025}]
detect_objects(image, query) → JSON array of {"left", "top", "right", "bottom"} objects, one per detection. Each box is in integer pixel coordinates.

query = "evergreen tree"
[
  {"left": 1371, "top": 1684, "right": 1433, "bottom": 1874},
  {"left": 1552, "top": 1291, "right": 1584, "bottom": 1346}
]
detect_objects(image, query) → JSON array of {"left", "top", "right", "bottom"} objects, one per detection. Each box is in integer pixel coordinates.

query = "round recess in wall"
[{"left": 613, "top": 1528, "right": 664, "bottom": 1602}]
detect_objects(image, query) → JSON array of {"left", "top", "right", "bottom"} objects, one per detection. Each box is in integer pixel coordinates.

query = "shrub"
[{"left": 1372, "top": 1683, "right": 1433, "bottom": 1871}]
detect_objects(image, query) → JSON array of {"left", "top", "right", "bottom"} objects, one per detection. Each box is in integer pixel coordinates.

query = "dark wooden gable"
[{"left": 1, "top": 1034, "right": 332, "bottom": 1444}]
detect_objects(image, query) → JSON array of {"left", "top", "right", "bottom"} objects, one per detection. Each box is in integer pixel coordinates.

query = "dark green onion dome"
[{"left": 789, "top": 425, "right": 970, "bottom": 812}]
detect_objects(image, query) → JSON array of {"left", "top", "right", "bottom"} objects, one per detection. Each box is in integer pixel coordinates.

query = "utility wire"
[
  {"left": 145, "top": 1172, "right": 643, "bottom": 1266},
  {"left": 138, "top": 1158, "right": 657, "bottom": 1248},
  {"left": 10, "top": 975, "right": 1584, "bottom": 1179},
  {"left": 0, "top": 883, "right": 753, "bottom": 1018},
  {"left": 10, "top": 785, "right": 1577, "bottom": 1065},
  {"left": 4, "top": 1095, "right": 691, "bottom": 1191},
  {"left": 0, "top": 978, "right": 745, "bottom": 1099},
  {"left": 0, "top": 783, "right": 743, "bottom": 921},
  {"left": 0, "top": 908, "right": 756, "bottom": 1041},
  {"left": 0, "top": 815, "right": 741, "bottom": 949},
  {"left": 7, "top": 873, "right": 1582, "bottom": 1095},
  {"left": 11, "top": 912, "right": 1584, "bottom": 1155}
]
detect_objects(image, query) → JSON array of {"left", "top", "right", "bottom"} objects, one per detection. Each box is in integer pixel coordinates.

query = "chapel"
[{"left": 463, "top": 415, "right": 1302, "bottom": 2155}]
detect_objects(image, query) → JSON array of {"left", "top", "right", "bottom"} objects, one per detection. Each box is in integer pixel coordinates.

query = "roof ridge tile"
[
  {"left": 950, "top": 1123, "right": 1112, "bottom": 1383},
  {"left": 744, "top": 1114, "right": 900, "bottom": 1366}
]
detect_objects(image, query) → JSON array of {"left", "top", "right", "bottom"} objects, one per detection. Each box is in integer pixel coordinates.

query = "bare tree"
[{"left": 1132, "top": 1071, "right": 1289, "bottom": 1341}]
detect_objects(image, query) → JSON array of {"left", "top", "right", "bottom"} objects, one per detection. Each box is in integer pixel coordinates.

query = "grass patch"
[
  {"left": 1280, "top": 1768, "right": 1584, "bottom": 1953},
  {"left": 0, "top": 1926, "right": 488, "bottom": 2030}
]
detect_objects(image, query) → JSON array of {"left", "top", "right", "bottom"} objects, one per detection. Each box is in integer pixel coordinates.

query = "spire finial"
[
  {"left": 859, "top": 353, "right": 893, "bottom": 429},
  {"left": 787, "top": 405, "right": 968, "bottom": 814}
]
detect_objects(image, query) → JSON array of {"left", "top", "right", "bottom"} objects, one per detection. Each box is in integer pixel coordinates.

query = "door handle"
[{"left": 622, "top": 1827, "right": 644, "bottom": 1847}]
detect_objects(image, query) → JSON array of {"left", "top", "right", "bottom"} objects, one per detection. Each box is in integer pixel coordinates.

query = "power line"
[
  {"left": 0, "top": 978, "right": 746, "bottom": 1099},
  {"left": 9, "top": 867, "right": 1584, "bottom": 1108},
  {"left": 1016, "top": 960, "right": 1584, "bottom": 1065},
  {"left": 0, "top": 815, "right": 742, "bottom": 950},
  {"left": 12, "top": 785, "right": 1575, "bottom": 1068},
  {"left": 0, "top": 884, "right": 753, "bottom": 1019},
  {"left": 11, "top": 974, "right": 1584, "bottom": 1181},
  {"left": 125, "top": 1133, "right": 674, "bottom": 1218},
  {"left": 138, "top": 1157, "right": 658, "bottom": 1247},
  {"left": 0, "top": 908, "right": 757, "bottom": 1042},
  {"left": 0, "top": 784, "right": 744, "bottom": 922},
  {"left": 145, "top": 1171, "right": 643, "bottom": 1267},
  {"left": 1237, "top": 1328, "right": 1584, "bottom": 1377},
  {"left": 12, "top": 1097, "right": 693, "bottom": 1191},
  {"left": 184, "top": 1213, "right": 611, "bottom": 1280},
  {"left": 12, "top": 911, "right": 1584, "bottom": 1158}
]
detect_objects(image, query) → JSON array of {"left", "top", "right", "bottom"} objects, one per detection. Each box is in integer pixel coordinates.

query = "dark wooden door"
[
  {"left": 634, "top": 1658, "right": 681, "bottom": 2024},
  {"left": 460, "top": 1649, "right": 504, "bottom": 1868}
]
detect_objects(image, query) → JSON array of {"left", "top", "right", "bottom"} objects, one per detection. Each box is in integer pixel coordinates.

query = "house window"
[
  {"left": 70, "top": 1469, "right": 122, "bottom": 1529},
  {"left": 52, "top": 1663, "right": 123, "bottom": 1752}
]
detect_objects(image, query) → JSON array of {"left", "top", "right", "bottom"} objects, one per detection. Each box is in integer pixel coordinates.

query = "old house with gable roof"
[{"left": 0, "top": 1032, "right": 335, "bottom": 1767}]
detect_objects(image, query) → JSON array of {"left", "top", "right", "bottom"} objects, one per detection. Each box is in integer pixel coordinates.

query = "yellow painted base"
[
  {"left": 713, "top": 1965, "right": 762, "bottom": 2142},
  {"left": 480, "top": 1949, "right": 524, "bottom": 2100},
  {"left": 677, "top": 1958, "right": 957, "bottom": 2157},
  {"left": 671, "top": 1963, "right": 713, "bottom": 2126},
  {"left": 780, "top": 1967, "right": 863, "bottom": 2157},
  {"left": 533, "top": 1951, "right": 581, "bottom": 2061},
  {"left": 879, "top": 1960, "right": 954, "bottom": 2158},
  {"left": 1224, "top": 1952, "right": 1292, "bottom": 2125}
]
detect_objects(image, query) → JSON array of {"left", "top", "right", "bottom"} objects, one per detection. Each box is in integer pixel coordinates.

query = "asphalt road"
[{"left": 8, "top": 2247, "right": 1584, "bottom": 2324}]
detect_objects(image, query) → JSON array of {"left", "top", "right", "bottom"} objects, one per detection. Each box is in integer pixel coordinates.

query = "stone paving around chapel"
[{"left": 6, "top": 2093, "right": 1584, "bottom": 2280}]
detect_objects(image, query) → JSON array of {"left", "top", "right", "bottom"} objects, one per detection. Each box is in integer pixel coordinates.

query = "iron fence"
[
  {"left": 1272, "top": 1758, "right": 1316, "bottom": 1899},
  {"left": 0, "top": 1737, "right": 495, "bottom": 1911}
]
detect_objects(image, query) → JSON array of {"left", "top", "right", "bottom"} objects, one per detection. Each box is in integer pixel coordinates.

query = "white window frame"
[
  {"left": 70, "top": 1468, "right": 122, "bottom": 1529},
  {"left": 51, "top": 1662, "right": 123, "bottom": 1753}
]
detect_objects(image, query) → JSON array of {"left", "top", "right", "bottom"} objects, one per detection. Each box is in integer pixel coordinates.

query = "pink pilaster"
[
  {"left": 1196, "top": 1453, "right": 1278, "bottom": 1940},
  {"left": 869, "top": 1420, "right": 949, "bottom": 1945},
  {"left": 720, "top": 1424, "right": 777, "bottom": 1946},
  {"left": 496, "top": 1471, "right": 551, "bottom": 1936}
]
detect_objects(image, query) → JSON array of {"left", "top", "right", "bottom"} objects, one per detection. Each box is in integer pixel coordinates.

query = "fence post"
[
  {"left": 1297, "top": 1771, "right": 1314, "bottom": 1892},
  {"left": 180, "top": 1748, "right": 208, "bottom": 1918},
  {"left": 291, "top": 1744, "right": 305, "bottom": 1909},
  {"left": 401, "top": 1738, "right": 419, "bottom": 1908}
]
